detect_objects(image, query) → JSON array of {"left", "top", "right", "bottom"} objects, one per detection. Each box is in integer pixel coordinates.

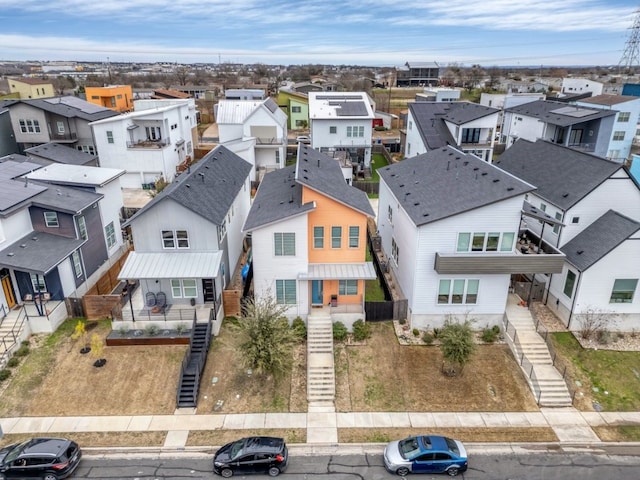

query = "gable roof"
[
  {"left": 243, "top": 145, "right": 374, "bottom": 231},
  {"left": 9, "top": 77, "right": 52, "bottom": 86},
  {"left": 0, "top": 231, "right": 85, "bottom": 275},
  {"left": 378, "top": 146, "right": 534, "bottom": 227},
  {"left": 495, "top": 139, "right": 622, "bottom": 210},
  {"left": 504, "top": 99, "right": 616, "bottom": 126},
  {"left": 561, "top": 210, "right": 640, "bottom": 272},
  {"left": 127, "top": 145, "right": 251, "bottom": 227},
  {"left": 295, "top": 146, "right": 374, "bottom": 217},
  {"left": 25, "top": 142, "right": 97, "bottom": 165},
  {"left": 243, "top": 165, "right": 314, "bottom": 231},
  {"left": 215, "top": 99, "right": 263, "bottom": 124},
  {"left": 408, "top": 102, "right": 498, "bottom": 150},
  {"left": 22, "top": 96, "right": 119, "bottom": 121}
]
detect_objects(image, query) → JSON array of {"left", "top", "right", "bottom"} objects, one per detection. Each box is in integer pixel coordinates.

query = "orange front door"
[{"left": 1, "top": 274, "right": 16, "bottom": 309}]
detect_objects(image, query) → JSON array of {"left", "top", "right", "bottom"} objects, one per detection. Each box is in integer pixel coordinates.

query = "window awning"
[
  {"left": 298, "top": 262, "right": 377, "bottom": 280},
  {"left": 126, "top": 124, "right": 140, "bottom": 130},
  {"left": 118, "top": 251, "right": 222, "bottom": 280},
  {"left": 522, "top": 201, "right": 564, "bottom": 226}
]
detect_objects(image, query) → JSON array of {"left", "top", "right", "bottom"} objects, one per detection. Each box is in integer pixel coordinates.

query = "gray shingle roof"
[
  {"left": 495, "top": 139, "right": 621, "bottom": 210},
  {"left": 23, "top": 96, "right": 119, "bottom": 121},
  {"left": 127, "top": 145, "right": 252, "bottom": 227},
  {"left": 243, "top": 165, "right": 314, "bottom": 231},
  {"left": 295, "top": 146, "right": 374, "bottom": 217},
  {"left": 0, "top": 231, "right": 85, "bottom": 274},
  {"left": 561, "top": 210, "right": 640, "bottom": 272},
  {"left": 31, "top": 182, "right": 102, "bottom": 214},
  {"left": 25, "top": 142, "right": 97, "bottom": 165},
  {"left": 378, "top": 146, "right": 535, "bottom": 227},
  {"left": 408, "top": 102, "right": 498, "bottom": 150},
  {"left": 504, "top": 99, "right": 616, "bottom": 126},
  {"left": 243, "top": 145, "right": 374, "bottom": 231}
]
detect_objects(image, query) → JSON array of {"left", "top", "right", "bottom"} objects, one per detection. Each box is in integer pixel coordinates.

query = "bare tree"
[
  {"left": 175, "top": 66, "right": 190, "bottom": 86},
  {"left": 576, "top": 307, "right": 617, "bottom": 340}
]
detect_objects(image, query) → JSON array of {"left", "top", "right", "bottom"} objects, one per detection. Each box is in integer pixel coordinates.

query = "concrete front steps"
[
  {"left": 504, "top": 296, "right": 572, "bottom": 407},
  {"left": 307, "top": 313, "right": 336, "bottom": 408}
]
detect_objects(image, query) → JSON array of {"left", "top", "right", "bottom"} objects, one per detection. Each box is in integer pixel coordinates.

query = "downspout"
[{"left": 566, "top": 270, "right": 583, "bottom": 330}]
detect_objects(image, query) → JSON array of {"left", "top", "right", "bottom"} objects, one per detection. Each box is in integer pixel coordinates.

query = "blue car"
[{"left": 383, "top": 435, "right": 468, "bottom": 476}]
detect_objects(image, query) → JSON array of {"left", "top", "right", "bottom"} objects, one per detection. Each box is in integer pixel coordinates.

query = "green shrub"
[
  {"left": 145, "top": 324, "right": 160, "bottom": 336},
  {"left": 0, "top": 369, "right": 11, "bottom": 382},
  {"left": 117, "top": 326, "right": 129, "bottom": 337},
  {"left": 7, "top": 357, "right": 20, "bottom": 368},
  {"left": 291, "top": 317, "right": 307, "bottom": 341},
  {"left": 492, "top": 325, "right": 501, "bottom": 334},
  {"left": 412, "top": 328, "right": 420, "bottom": 337},
  {"left": 175, "top": 323, "right": 187, "bottom": 335},
  {"left": 481, "top": 326, "right": 499, "bottom": 343},
  {"left": 21, "top": 340, "right": 30, "bottom": 347},
  {"left": 333, "top": 321, "right": 348, "bottom": 341},
  {"left": 14, "top": 345, "right": 30, "bottom": 357},
  {"left": 352, "top": 319, "right": 371, "bottom": 341},
  {"left": 432, "top": 328, "right": 440, "bottom": 338},
  {"left": 422, "top": 332, "right": 435, "bottom": 345},
  {"left": 399, "top": 318, "right": 406, "bottom": 325}
]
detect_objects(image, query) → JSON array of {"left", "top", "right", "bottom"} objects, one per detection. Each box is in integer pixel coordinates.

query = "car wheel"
[
  {"left": 447, "top": 467, "right": 459, "bottom": 476},
  {"left": 220, "top": 468, "right": 233, "bottom": 478},
  {"left": 396, "top": 467, "right": 410, "bottom": 476},
  {"left": 43, "top": 474, "right": 59, "bottom": 480},
  {"left": 268, "top": 466, "right": 281, "bottom": 476}
]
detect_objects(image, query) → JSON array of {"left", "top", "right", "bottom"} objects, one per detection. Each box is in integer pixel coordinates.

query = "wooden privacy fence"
[{"left": 82, "top": 248, "right": 132, "bottom": 320}]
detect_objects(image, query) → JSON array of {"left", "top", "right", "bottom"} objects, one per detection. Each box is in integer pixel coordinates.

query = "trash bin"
[{"left": 330, "top": 295, "right": 338, "bottom": 307}]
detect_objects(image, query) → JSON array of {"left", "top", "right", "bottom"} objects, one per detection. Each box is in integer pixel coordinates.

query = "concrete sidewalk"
[{"left": 3, "top": 408, "right": 640, "bottom": 449}]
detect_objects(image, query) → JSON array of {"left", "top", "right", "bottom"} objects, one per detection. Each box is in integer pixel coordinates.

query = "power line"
[{"left": 618, "top": 8, "right": 640, "bottom": 74}]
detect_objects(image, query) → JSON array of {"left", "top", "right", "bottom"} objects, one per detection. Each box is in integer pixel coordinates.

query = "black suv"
[
  {"left": 0, "top": 437, "right": 82, "bottom": 480},
  {"left": 213, "top": 436, "right": 288, "bottom": 477}
]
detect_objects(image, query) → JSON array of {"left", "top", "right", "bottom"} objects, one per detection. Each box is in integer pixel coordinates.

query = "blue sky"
[{"left": 0, "top": 0, "right": 637, "bottom": 66}]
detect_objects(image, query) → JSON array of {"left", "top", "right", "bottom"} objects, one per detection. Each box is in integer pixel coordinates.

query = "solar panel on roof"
[
  {"left": 335, "top": 101, "right": 369, "bottom": 116},
  {"left": 550, "top": 106, "right": 596, "bottom": 118},
  {"left": 264, "top": 98, "right": 279, "bottom": 113}
]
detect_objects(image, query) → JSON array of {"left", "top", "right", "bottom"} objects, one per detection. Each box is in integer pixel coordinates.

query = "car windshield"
[
  {"left": 229, "top": 440, "right": 245, "bottom": 460},
  {"left": 3, "top": 440, "right": 30, "bottom": 463},
  {"left": 444, "top": 437, "right": 460, "bottom": 456},
  {"left": 398, "top": 437, "right": 421, "bottom": 459}
]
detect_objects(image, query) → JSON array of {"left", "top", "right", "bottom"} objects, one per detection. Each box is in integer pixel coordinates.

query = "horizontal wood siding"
[{"left": 434, "top": 252, "right": 565, "bottom": 274}]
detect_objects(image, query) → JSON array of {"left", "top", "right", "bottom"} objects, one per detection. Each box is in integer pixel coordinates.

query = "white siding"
[
  {"left": 0, "top": 210, "right": 33, "bottom": 249},
  {"left": 129, "top": 199, "right": 219, "bottom": 253},
  {"left": 58, "top": 257, "right": 77, "bottom": 297},
  {"left": 251, "top": 214, "right": 309, "bottom": 318},
  {"left": 503, "top": 111, "right": 544, "bottom": 148},
  {"left": 226, "top": 176, "right": 252, "bottom": 276},
  {"left": 96, "top": 179, "right": 124, "bottom": 255},
  {"left": 404, "top": 110, "right": 426, "bottom": 157}
]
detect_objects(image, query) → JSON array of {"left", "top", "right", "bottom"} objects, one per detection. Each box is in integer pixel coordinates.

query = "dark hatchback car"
[
  {"left": 0, "top": 437, "right": 82, "bottom": 480},
  {"left": 213, "top": 436, "right": 288, "bottom": 477}
]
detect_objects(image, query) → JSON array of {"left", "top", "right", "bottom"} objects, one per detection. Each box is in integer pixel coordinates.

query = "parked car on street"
[
  {"left": 383, "top": 435, "right": 467, "bottom": 476},
  {"left": 213, "top": 436, "right": 288, "bottom": 477},
  {"left": 0, "top": 437, "right": 82, "bottom": 480}
]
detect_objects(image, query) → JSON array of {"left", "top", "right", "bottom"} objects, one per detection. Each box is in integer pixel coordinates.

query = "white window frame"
[
  {"left": 44, "top": 211, "right": 59, "bottom": 227},
  {"left": 274, "top": 232, "right": 295, "bottom": 256},
  {"left": 171, "top": 278, "right": 198, "bottom": 298},
  {"left": 72, "top": 250, "right": 82, "bottom": 278},
  {"left": 30, "top": 273, "right": 46, "bottom": 293},
  {"left": 77, "top": 216, "right": 87, "bottom": 240},
  {"left": 105, "top": 222, "right": 117, "bottom": 248},
  {"left": 276, "top": 279, "right": 296, "bottom": 305},
  {"left": 391, "top": 237, "right": 399, "bottom": 264},
  {"left": 339, "top": 280, "right": 358, "bottom": 296},
  {"left": 218, "top": 220, "right": 227, "bottom": 243},
  {"left": 313, "top": 226, "right": 324, "bottom": 249},
  {"left": 106, "top": 131, "right": 114, "bottom": 144},
  {"left": 348, "top": 226, "right": 359, "bottom": 248},
  {"left": 618, "top": 112, "right": 631, "bottom": 122},
  {"left": 613, "top": 131, "right": 625, "bottom": 141},
  {"left": 437, "top": 279, "right": 479, "bottom": 305},
  {"left": 331, "top": 226, "right": 342, "bottom": 249}
]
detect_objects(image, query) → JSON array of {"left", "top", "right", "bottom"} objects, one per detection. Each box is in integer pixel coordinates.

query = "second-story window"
[
  {"left": 613, "top": 131, "right": 625, "bottom": 141},
  {"left": 162, "top": 230, "right": 189, "bottom": 249},
  {"left": 331, "top": 226, "right": 342, "bottom": 248},
  {"left": 176, "top": 230, "right": 189, "bottom": 248},
  {"left": 77, "top": 216, "right": 88, "bottom": 240},
  {"left": 146, "top": 126, "right": 161, "bottom": 141},
  {"left": 19, "top": 119, "right": 41, "bottom": 133},
  {"left": 292, "top": 106, "right": 301, "bottom": 113},
  {"left": 218, "top": 220, "right": 227, "bottom": 243},
  {"left": 44, "top": 211, "right": 59, "bottom": 227},
  {"left": 346, "top": 126, "right": 364, "bottom": 137},
  {"left": 349, "top": 226, "right": 359, "bottom": 248},
  {"left": 106, "top": 131, "right": 114, "bottom": 144},
  {"left": 329, "top": 126, "right": 337, "bottom": 134},
  {"left": 618, "top": 112, "right": 631, "bottom": 122},
  {"left": 313, "top": 226, "right": 324, "bottom": 248},
  {"left": 72, "top": 250, "right": 83, "bottom": 278},
  {"left": 274, "top": 232, "right": 295, "bottom": 256}
]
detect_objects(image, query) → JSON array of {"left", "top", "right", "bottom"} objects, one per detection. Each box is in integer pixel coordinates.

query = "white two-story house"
[
  {"left": 216, "top": 98, "right": 288, "bottom": 182},
  {"left": 308, "top": 91, "right": 375, "bottom": 178},
  {"left": 90, "top": 99, "right": 197, "bottom": 188},
  {"left": 496, "top": 139, "right": 640, "bottom": 330},
  {"left": 117, "top": 145, "right": 252, "bottom": 334},
  {"left": 404, "top": 101, "right": 500, "bottom": 162},
  {"left": 377, "top": 146, "right": 565, "bottom": 329}
]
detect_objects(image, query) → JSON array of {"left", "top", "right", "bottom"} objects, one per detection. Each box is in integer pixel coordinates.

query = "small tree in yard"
[
  {"left": 90, "top": 333, "right": 106, "bottom": 367},
  {"left": 577, "top": 307, "right": 617, "bottom": 340},
  {"left": 439, "top": 315, "right": 476, "bottom": 377},
  {"left": 236, "top": 295, "right": 296, "bottom": 380},
  {"left": 71, "top": 320, "right": 90, "bottom": 354}
]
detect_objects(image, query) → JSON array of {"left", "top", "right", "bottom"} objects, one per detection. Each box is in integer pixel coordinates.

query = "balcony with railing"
[
  {"left": 50, "top": 132, "right": 78, "bottom": 142},
  {"left": 126, "top": 139, "right": 169, "bottom": 149},
  {"left": 255, "top": 137, "right": 284, "bottom": 145}
]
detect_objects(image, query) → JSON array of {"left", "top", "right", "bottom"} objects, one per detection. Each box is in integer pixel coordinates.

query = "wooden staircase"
[{"left": 176, "top": 315, "right": 213, "bottom": 409}]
